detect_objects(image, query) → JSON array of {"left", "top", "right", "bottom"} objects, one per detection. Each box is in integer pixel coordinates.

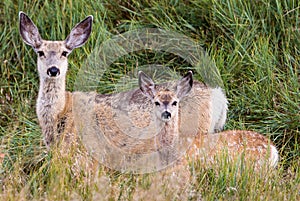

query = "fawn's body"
[
  {"left": 19, "top": 12, "right": 228, "bottom": 154},
  {"left": 139, "top": 71, "right": 279, "bottom": 169},
  {"left": 136, "top": 71, "right": 278, "bottom": 200}
]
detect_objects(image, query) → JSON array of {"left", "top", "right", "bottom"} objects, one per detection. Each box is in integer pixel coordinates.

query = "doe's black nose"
[
  {"left": 161, "top": 111, "right": 171, "bottom": 120},
  {"left": 47, "top": 66, "right": 60, "bottom": 77}
]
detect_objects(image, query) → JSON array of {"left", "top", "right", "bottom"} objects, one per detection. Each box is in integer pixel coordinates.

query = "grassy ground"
[{"left": 0, "top": 0, "right": 299, "bottom": 200}]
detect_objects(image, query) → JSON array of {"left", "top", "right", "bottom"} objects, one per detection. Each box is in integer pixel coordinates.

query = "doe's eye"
[
  {"left": 37, "top": 51, "right": 45, "bottom": 57},
  {"left": 61, "top": 51, "right": 68, "bottom": 57},
  {"left": 172, "top": 101, "right": 177, "bottom": 106},
  {"left": 154, "top": 101, "right": 160, "bottom": 106}
]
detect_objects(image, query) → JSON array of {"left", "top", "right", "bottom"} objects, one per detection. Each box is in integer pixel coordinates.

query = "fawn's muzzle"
[
  {"left": 47, "top": 66, "right": 60, "bottom": 77},
  {"left": 161, "top": 111, "right": 171, "bottom": 121}
]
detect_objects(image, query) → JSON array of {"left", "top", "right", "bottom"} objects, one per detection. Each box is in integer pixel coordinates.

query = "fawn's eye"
[
  {"left": 61, "top": 51, "right": 68, "bottom": 57},
  {"left": 172, "top": 101, "right": 177, "bottom": 106},
  {"left": 154, "top": 101, "right": 160, "bottom": 106},
  {"left": 37, "top": 51, "right": 45, "bottom": 57}
]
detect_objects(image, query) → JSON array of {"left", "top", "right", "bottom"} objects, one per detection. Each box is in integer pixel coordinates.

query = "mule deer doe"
[
  {"left": 19, "top": 12, "right": 93, "bottom": 147},
  {"left": 19, "top": 12, "right": 228, "bottom": 154},
  {"left": 139, "top": 71, "right": 279, "bottom": 169}
]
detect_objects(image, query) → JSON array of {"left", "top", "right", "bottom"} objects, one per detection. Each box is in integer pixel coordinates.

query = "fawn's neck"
[{"left": 156, "top": 114, "right": 179, "bottom": 148}]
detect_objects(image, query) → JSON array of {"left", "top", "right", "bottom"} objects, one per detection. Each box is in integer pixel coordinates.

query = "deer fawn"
[
  {"left": 139, "top": 71, "right": 279, "bottom": 169},
  {"left": 19, "top": 12, "right": 228, "bottom": 153}
]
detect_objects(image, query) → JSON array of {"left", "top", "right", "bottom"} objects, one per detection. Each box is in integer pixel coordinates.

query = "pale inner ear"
[
  {"left": 19, "top": 12, "right": 42, "bottom": 48},
  {"left": 138, "top": 71, "right": 157, "bottom": 100},
  {"left": 176, "top": 71, "right": 193, "bottom": 99},
  {"left": 65, "top": 16, "right": 93, "bottom": 50}
]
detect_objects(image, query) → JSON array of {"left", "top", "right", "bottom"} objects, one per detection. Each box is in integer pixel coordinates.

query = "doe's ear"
[
  {"left": 19, "top": 11, "right": 42, "bottom": 48},
  {"left": 138, "top": 71, "right": 157, "bottom": 100},
  {"left": 65, "top": 15, "right": 93, "bottom": 50},
  {"left": 176, "top": 71, "right": 193, "bottom": 99}
]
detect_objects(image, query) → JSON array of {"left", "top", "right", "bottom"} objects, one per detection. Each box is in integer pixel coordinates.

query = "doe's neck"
[{"left": 37, "top": 76, "right": 67, "bottom": 114}]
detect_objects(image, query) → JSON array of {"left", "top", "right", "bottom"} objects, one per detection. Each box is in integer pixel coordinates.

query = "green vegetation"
[{"left": 0, "top": 0, "right": 299, "bottom": 200}]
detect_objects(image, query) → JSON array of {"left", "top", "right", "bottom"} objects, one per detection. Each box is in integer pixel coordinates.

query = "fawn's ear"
[
  {"left": 65, "top": 15, "right": 93, "bottom": 50},
  {"left": 138, "top": 71, "right": 157, "bottom": 100},
  {"left": 176, "top": 71, "right": 193, "bottom": 99},
  {"left": 19, "top": 11, "right": 42, "bottom": 48}
]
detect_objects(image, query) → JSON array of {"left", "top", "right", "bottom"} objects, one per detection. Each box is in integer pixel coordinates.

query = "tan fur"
[
  {"left": 54, "top": 79, "right": 225, "bottom": 160},
  {"left": 188, "top": 130, "right": 279, "bottom": 169}
]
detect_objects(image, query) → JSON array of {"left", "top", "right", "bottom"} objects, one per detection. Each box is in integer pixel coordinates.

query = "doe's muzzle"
[{"left": 47, "top": 66, "right": 60, "bottom": 77}]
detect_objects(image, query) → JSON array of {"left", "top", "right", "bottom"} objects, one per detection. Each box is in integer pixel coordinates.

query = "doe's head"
[
  {"left": 139, "top": 71, "right": 193, "bottom": 122},
  {"left": 19, "top": 12, "right": 93, "bottom": 80}
]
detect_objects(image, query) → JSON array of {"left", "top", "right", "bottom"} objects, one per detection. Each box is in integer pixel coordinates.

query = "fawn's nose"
[
  {"left": 47, "top": 66, "right": 60, "bottom": 77},
  {"left": 161, "top": 111, "right": 171, "bottom": 121}
]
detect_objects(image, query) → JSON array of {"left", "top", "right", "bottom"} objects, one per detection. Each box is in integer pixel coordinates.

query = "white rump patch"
[{"left": 269, "top": 145, "right": 279, "bottom": 168}]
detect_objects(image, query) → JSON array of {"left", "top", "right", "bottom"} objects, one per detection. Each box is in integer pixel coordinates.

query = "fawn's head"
[
  {"left": 139, "top": 71, "right": 193, "bottom": 123},
  {"left": 19, "top": 12, "right": 92, "bottom": 80}
]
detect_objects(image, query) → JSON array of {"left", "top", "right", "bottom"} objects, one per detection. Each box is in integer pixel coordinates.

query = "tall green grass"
[{"left": 0, "top": 0, "right": 299, "bottom": 200}]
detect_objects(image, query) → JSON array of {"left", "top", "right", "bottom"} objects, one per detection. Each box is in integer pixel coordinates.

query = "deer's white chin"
[
  {"left": 44, "top": 75, "right": 61, "bottom": 80},
  {"left": 161, "top": 117, "right": 171, "bottom": 122}
]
